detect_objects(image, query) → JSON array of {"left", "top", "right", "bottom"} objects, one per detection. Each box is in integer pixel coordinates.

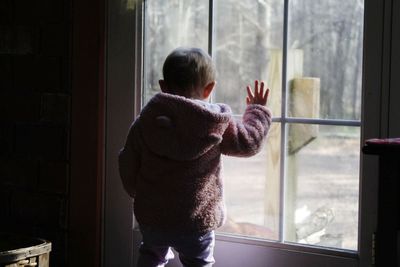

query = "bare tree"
[{"left": 145, "top": 0, "right": 364, "bottom": 119}]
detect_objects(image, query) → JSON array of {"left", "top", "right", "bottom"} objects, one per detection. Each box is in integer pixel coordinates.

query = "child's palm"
[{"left": 246, "top": 80, "right": 269, "bottom": 106}]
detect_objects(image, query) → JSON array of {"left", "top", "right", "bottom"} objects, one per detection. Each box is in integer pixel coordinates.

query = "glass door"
[{"left": 138, "top": 0, "right": 365, "bottom": 265}]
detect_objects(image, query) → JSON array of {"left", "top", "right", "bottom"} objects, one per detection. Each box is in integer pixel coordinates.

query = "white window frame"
[
  {"left": 141, "top": 0, "right": 361, "bottom": 253},
  {"left": 103, "top": 0, "right": 394, "bottom": 266}
]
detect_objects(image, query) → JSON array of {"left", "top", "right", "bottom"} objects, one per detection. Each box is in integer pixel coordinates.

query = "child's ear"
[
  {"left": 159, "top": 80, "right": 168, "bottom": 93},
  {"left": 203, "top": 81, "right": 216, "bottom": 99}
]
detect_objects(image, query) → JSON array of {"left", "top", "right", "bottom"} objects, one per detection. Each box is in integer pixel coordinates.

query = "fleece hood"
[{"left": 139, "top": 93, "right": 232, "bottom": 161}]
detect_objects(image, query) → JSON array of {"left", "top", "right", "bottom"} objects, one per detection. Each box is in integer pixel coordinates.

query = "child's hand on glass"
[{"left": 246, "top": 80, "right": 270, "bottom": 106}]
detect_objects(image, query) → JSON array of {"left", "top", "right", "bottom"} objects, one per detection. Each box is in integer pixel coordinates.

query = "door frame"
[{"left": 103, "top": 0, "right": 393, "bottom": 266}]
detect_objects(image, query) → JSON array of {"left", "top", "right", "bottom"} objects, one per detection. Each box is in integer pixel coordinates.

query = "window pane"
[
  {"left": 288, "top": 0, "right": 364, "bottom": 120},
  {"left": 213, "top": 0, "right": 284, "bottom": 116},
  {"left": 144, "top": 0, "right": 209, "bottom": 103},
  {"left": 285, "top": 124, "right": 360, "bottom": 250},
  {"left": 218, "top": 123, "right": 281, "bottom": 240}
]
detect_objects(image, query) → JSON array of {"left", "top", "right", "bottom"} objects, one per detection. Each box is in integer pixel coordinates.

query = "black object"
[{"left": 363, "top": 138, "right": 400, "bottom": 267}]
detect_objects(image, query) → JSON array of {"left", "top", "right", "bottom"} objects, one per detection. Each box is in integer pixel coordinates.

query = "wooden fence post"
[
  {"left": 264, "top": 49, "right": 320, "bottom": 241},
  {"left": 285, "top": 77, "right": 320, "bottom": 241}
]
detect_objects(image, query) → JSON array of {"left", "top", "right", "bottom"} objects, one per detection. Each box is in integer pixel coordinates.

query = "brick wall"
[{"left": 0, "top": 0, "right": 70, "bottom": 266}]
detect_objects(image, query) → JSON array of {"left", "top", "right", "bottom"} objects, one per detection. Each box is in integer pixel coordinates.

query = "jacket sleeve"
[
  {"left": 118, "top": 119, "right": 141, "bottom": 198},
  {"left": 220, "top": 104, "right": 272, "bottom": 157}
]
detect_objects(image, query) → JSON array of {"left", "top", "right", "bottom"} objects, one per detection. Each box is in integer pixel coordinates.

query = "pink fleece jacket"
[{"left": 119, "top": 92, "right": 272, "bottom": 234}]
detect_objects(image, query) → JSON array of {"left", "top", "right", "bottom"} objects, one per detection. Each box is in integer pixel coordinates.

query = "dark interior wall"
[
  {"left": 0, "top": 0, "right": 71, "bottom": 266},
  {"left": 0, "top": 0, "right": 103, "bottom": 266},
  {"left": 69, "top": 0, "right": 104, "bottom": 265}
]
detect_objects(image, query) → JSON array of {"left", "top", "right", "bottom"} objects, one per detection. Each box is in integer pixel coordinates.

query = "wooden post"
[
  {"left": 264, "top": 49, "right": 304, "bottom": 237},
  {"left": 288, "top": 78, "right": 320, "bottom": 154},
  {"left": 285, "top": 78, "right": 320, "bottom": 242},
  {"left": 264, "top": 48, "right": 320, "bottom": 241}
]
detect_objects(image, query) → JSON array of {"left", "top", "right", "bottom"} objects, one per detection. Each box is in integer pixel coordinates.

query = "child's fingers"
[
  {"left": 259, "top": 81, "right": 264, "bottom": 98},
  {"left": 254, "top": 80, "right": 259, "bottom": 96},
  {"left": 246, "top": 96, "right": 250, "bottom": 105},
  {"left": 264, "top": 88, "right": 270, "bottom": 102},
  {"left": 246, "top": 85, "right": 254, "bottom": 99}
]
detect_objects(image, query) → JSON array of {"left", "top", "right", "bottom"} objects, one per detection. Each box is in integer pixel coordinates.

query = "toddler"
[{"left": 119, "top": 47, "right": 272, "bottom": 267}]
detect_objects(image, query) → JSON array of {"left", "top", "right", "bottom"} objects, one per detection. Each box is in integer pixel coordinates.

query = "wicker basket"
[{"left": 0, "top": 233, "right": 51, "bottom": 267}]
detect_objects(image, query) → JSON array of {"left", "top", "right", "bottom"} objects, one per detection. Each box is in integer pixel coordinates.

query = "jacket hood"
[{"left": 139, "top": 93, "right": 232, "bottom": 161}]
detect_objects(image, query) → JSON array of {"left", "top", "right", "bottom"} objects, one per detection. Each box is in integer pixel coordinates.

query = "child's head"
[{"left": 159, "top": 47, "right": 216, "bottom": 100}]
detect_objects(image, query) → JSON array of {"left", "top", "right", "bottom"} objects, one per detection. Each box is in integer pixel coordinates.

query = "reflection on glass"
[
  {"left": 218, "top": 123, "right": 281, "bottom": 241},
  {"left": 288, "top": 0, "right": 364, "bottom": 120},
  {"left": 213, "top": 0, "right": 283, "bottom": 115},
  {"left": 144, "top": 0, "right": 209, "bottom": 103},
  {"left": 285, "top": 125, "right": 360, "bottom": 250}
]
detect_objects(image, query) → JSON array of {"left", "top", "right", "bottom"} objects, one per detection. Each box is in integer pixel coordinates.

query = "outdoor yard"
[{"left": 218, "top": 132, "right": 360, "bottom": 251}]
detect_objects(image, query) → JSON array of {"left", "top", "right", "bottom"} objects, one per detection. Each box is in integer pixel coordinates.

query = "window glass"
[
  {"left": 218, "top": 123, "right": 281, "bottom": 241},
  {"left": 288, "top": 0, "right": 364, "bottom": 120},
  {"left": 144, "top": 0, "right": 209, "bottom": 103},
  {"left": 142, "top": 0, "right": 363, "bottom": 252},
  {"left": 214, "top": 0, "right": 284, "bottom": 116},
  {"left": 214, "top": 0, "right": 284, "bottom": 241},
  {"left": 285, "top": 124, "right": 360, "bottom": 250}
]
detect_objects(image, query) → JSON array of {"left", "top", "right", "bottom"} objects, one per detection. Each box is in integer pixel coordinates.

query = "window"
[
  {"left": 105, "top": 0, "right": 391, "bottom": 266},
  {"left": 142, "top": 0, "right": 364, "bottom": 252}
]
